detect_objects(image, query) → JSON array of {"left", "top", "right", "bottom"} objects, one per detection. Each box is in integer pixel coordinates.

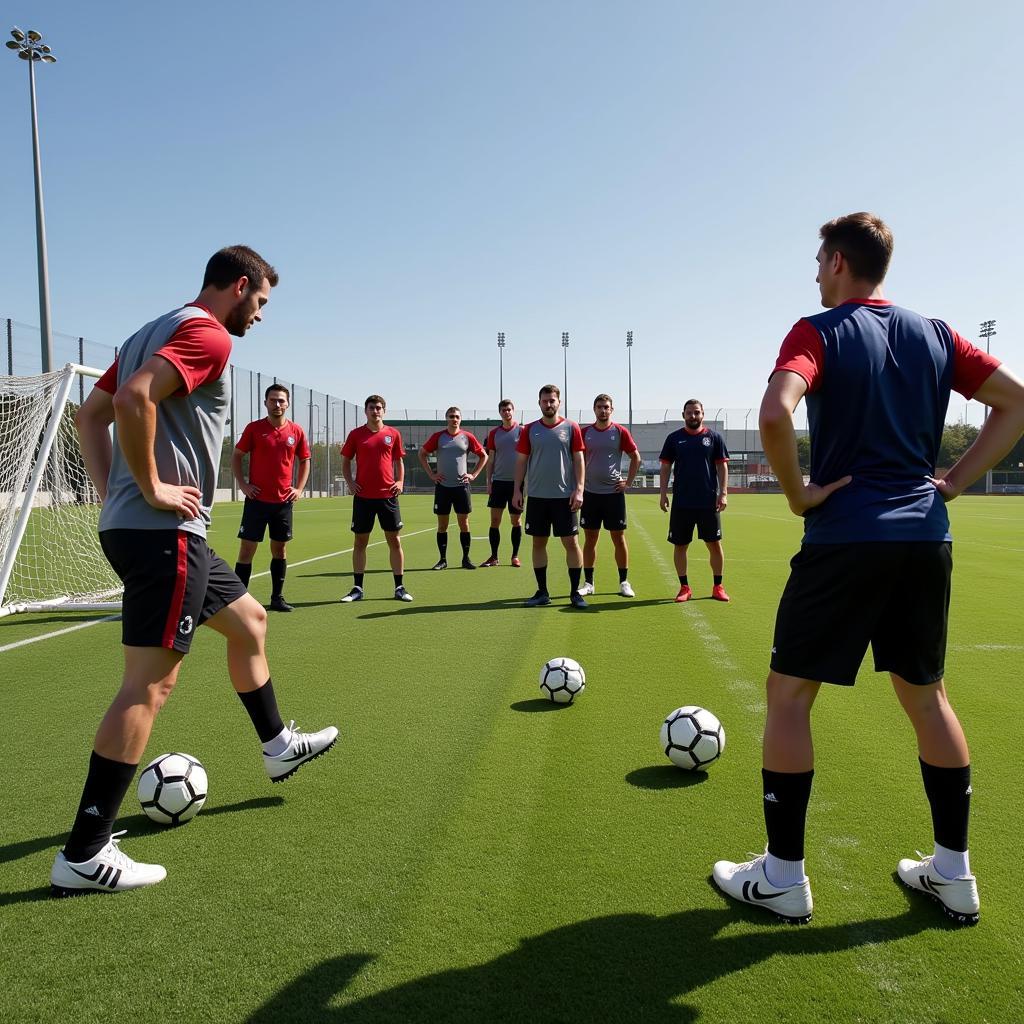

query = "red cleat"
[
  {"left": 674, "top": 585, "right": 692, "bottom": 603},
  {"left": 712, "top": 584, "right": 731, "bottom": 602},
  {"left": 511, "top": 556, "right": 522, "bottom": 568},
  {"left": 479, "top": 556, "right": 499, "bottom": 567}
]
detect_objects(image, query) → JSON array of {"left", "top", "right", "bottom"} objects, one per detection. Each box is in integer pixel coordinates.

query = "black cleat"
[
  {"left": 269, "top": 596, "right": 294, "bottom": 612},
  {"left": 569, "top": 591, "right": 589, "bottom": 609},
  {"left": 431, "top": 559, "right": 448, "bottom": 571},
  {"left": 525, "top": 591, "right": 551, "bottom": 607}
]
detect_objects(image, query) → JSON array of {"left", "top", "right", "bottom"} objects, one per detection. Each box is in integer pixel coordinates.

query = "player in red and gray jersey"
[
  {"left": 579, "top": 395, "right": 641, "bottom": 598},
  {"left": 480, "top": 399, "right": 525, "bottom": 567},
  {"left": 52, "top": 247, "right": 337, "bottom": 898}
]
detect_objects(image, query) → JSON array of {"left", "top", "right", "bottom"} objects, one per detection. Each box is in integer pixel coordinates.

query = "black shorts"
[
  {"left": 524, "top": 496, "right": 578, "bottom": 538},
  {"left": 101, "top": 529, "right": 246, "bottom": 654},
  {"left": 238, "top": 498, "right": 294, "bottom": 543},
  {"left": 487, "top": 479, "right": 521, "bottom": 511},
  {"left": 434, "top": 484, "right": 472, "bottom": 516},
  {"left": 668, "top": 506, "right": 721, "bottom": 544},
  {"left": 580, "top": 491, "right": 627, "bottom": 532},
  {"left": 351, "top": 496, "right": 403, "bottom": 534},
  {"left": 771, "top": 541, "right": 952, "bottom": 687}
]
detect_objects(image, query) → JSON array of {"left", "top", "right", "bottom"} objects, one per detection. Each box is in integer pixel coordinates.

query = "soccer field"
[{"left": 1, "top": 494, "right": 1021, "bottom": 1024}]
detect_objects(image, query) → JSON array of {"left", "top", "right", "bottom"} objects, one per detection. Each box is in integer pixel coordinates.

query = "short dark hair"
[
  {"left": 819, "top": 212, "right": 893, "bottom": 285},
  {"left": 683, "top": 399, "right": 703, "bottom": 411},
  {"left": 593, "top": 394, "right": 613, "bottom": 407},
  {"left": 365, "top": 394, "right": 386, "bottom": 411},
  {"left": 203, "top": 245, "right": 279, "bottom": 291},
  {"left": 498, "top": 399, "right": 514, "bottom": 410},
  {"left": 539, "top": 384, "right": 561, "bottom": 399},
  {"left": 446, "top": 406, "right": 461, "bottom": 417},
  {"left": 265, "top": 384, "right": 289, "bottom": 401}
]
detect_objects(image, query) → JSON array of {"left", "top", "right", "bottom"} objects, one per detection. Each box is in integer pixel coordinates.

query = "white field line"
[{"left": 0, "top": 529, "right": 433, "bottom": 655}]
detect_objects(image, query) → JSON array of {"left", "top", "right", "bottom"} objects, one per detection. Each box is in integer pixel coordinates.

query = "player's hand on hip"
[
  {"left": 241, "top": 482, "right": 260, "bottom": 499},
  {"left": 659, "top": 493, "right": 670, "bottom": 512},
  {"left": 350, "top": 481, "right": 362, "bottom": 494},
  {"left": 615, "top": 480, "right": 628, "bottom": 493},
  {"left": 927, "top": 476, "right": 959, "bottom": 503},
  {"left": 148, "top": 481, "right": 203, "bottom": 519},
  {"left": 391, "top": 482, "right": 404, "bottom": 496},
  {"left": 285, "top": 487, "right": 300, "bottom": 502},
  {"left": 790, "top": 476, "right": 852, "bottom": 516}
]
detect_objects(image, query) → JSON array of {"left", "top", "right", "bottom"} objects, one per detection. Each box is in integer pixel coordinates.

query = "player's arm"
[
  {"left": 112, "top": 355, "right": 203, "bottom": 518},
  {"left": 341, "top": 454, "right": 361, "bottom": 495},
  {"left": 716, "top": 460, "right": 728, "bottom": 512},
  {"left": 232, "top": 447, "right": 259, "bottom": 499},
  {"left": 932, "top": 365, "right": 1024, "bottom": 501},
  {"left": 512, "top": 451, "right": 528, "bottom": 510},
  {"left": 466, "top": 448, "right": 488, "bottom": 484},
  {"left": 485, "top": 442, "right": 496, "bottom": 492},
  {"left": 659, "top": 462, "right": 671, "bottom": 511},
  {"left": 760, "top": 370, "right": 850, "bottom": 517},
  {"left": 570, "top": 449, "right": 585, "bottom": 511},
  {"left": 74, "top": 382, "right": 115, "bottom": 501},
  {"left": 391, "top": 452, "right": 405, "bottom": 496},
  {"left": 289, "top": 457, "right": 311, "bottom": 501},
  {"left": 418, "top": 447, "right": 438, "bottom": 484},
  {"left": 621, "top": 448, "right": 641, "bottom": 492}
]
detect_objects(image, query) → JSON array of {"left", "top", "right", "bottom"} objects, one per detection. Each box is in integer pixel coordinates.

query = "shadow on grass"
[
  {"left": 509, "top": 699, "right": 570, "bottom": 713},
  {"left": 626, "top": 765, "right": 709, "bottom": 790},
  {"left": 246, "top": 898, "right": 944, "bottom": 1024}
]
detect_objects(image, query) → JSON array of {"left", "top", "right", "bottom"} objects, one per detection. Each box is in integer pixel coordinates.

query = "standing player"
[
  {"left": 659, "top": 400, "right": 730, "bottom": 602},
  {"left": 52, "top": 246, "right": 338, "bottom": 896},
  {"left": 339, "top": 396, "right": 413, "bottom": 603},
  {"left": 579, "top": 394, "right": 641, "bottom": 598},
  {"left": 512, "top": 384, "right": 587, "bottom": 608},
  {"left": 232, "top": 384, "right": 310, "bottom": 612},
  {"left": 711, "top": 212, "right": 1024, "bottom": 925},
  {"left": 418, "top": 407, "right": 488, "bottom": 570},
  {"left": 480, "top": 399, "right": 524, "bottom": 567}
]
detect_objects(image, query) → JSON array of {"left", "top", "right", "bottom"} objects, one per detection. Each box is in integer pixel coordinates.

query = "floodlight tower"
[
  {"left": 979, "top": 319, "right": 997, "bottom": 493},
  {"left": 561, "top": 332, "right": 569, "bottom": 413},
  {"left": 626, "top": 330, "right": 634, "bottom": 434},
  {"left": 6, "top": 27, "right": 57, "bottom": 373},
  {"left": 497, "top": 332, "right": 506, "bottom": 404}
]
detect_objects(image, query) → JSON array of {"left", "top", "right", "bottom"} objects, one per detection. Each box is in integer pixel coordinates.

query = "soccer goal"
[{"left": 0, "top": 363, "right": 123, "bottom": 618}]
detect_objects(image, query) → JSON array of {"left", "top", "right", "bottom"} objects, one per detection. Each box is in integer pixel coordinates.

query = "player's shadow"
[
  {"left": 553, "top": 597, "right": 668, "bottom": 613},
  {"left": 0, "top": 612, "right": 120, "bottom": 629},
  {"left": 299, "top": 568, "right": 394, "bottom": 580},
  {"left": 357, "top": 598, "right": 527, "bottom": 619},
  {"left": 626, "top": 765, "right": 710, "bottom": 790},
  {"left": 509, "top": 699, "right": 573, "bottom": 713},
  {"left": 246, "top": 899, "right": 939, "bottom": 1024}
]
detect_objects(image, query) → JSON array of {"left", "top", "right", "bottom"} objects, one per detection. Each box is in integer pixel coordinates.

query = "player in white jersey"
[{"left": 481, "top": 399, "right": 524, "bottom": 567}]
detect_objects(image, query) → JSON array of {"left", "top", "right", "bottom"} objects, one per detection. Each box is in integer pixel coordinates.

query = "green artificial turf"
[{"left": 1, "top": 494, "right": 1021, "bottom": 1023}]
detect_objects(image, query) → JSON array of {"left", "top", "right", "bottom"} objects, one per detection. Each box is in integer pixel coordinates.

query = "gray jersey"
[
  {"left": 426, "top": 429, "right": 484, "bottom": 485},
  {"left": 99, "top": 306, "right": 231, "bottom": 537},
  {"left": 520, "top": 418, "right": 584, "bottom": 498},
  {"left": 582, "top": 422, "right": 637, "bottom": 495},
  {"left": 487, "top": 424, "right": 522, "bottom": 481}
]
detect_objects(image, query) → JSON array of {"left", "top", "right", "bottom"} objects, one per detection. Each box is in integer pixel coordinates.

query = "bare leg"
[
  {"left": 763, "top": 671, "right": 821, "bottom": 773},
  {"left": 204, "top": 593, "right": 270, "bottom": 693},
  {"left": 385, "top": 531, "right": 404, "bottom": 575},
  {"left": 891, "top": 674, "right": 969, "bottom": 767}
]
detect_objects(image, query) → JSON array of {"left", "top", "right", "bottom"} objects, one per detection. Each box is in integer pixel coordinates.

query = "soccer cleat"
[
  {"left": 712, "top": 853, "right": 813, "bottom": 924},
  {"left": 712, "top": 584, "right": 731, "bottom": 602},
  {"left": 510, "top": 556, "right": 522, "bottom": 568},
  {"left": 269, "top": 596, "right": 294, "bottom": 612},
  {"left": 479, "top": 556, "right": 500, "bottom": 567},
  {"left": 618, "top": 580, "right": 635, "bottom": 598},
  {"left": 896, "top": 852, "right": 979, "bottom": 925},
  {"left": 51, "top": 832, "right": 166, "bottom": 897},
  {"left": 674, "top": 584, "right": 692, "bottom": 603},
  {"left": 569, "top": 591, "right": 589, "bottom": 609},
  {"left": 394, "top": 586, "right": 414, "bottom": 602},
  {"left": 525, "top": 591, "right": 551, "bottom": 607},
  {"left": 340, "top": 587, "right": 364, "bottom": 603},
  {"left": 264, "top": 721, "right": 339, "bottom": 782},
  {"left": 577, "top": 581, "right": 595, "bottom": 597},
  {"left": 461, "top": 558, "right": 477, "bottom": 570},
  {"left": 431, "top": 559, "right": 448, "bottom": 571}
]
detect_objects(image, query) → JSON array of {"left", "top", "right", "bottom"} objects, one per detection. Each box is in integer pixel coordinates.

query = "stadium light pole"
[
  {"left": 6, "top": 28, "right": 57, "bottom": 373},
  {"left": 979, "top": 319, "right": 997, "bottom": 494},
  {"left": 561, "top": 332, "right": 569, "bottom": 414},
  {"left": 626, "top": 330, "right": 633, "bottom": 435},
  {"left": 497, "top": 331, "right": 505, "bottom": 404}
]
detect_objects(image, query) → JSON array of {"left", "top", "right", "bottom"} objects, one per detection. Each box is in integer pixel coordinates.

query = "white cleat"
[
  {"left": 577, "top": 582, "right": 595, "bottom": 597},
  {"left": 618, "top": 580, "right": 635, "bottom": 598},
  {"left": 51, "top": 832, "right": 166, "bottom": 897},
  {"left": 394, "top": 586, "right": 414, "bottom": 602},
  {"left": 340, "top": 587, "right": 363, "bottom": 603},
  {"left": 264, "top": 721, "right": 339, "bottom": 782},
  {"left": 712, "top": 853, "right": 813, "bottom": 924},
  {"left": 897, "top": 852, "right": 979, "bottom": 925}
]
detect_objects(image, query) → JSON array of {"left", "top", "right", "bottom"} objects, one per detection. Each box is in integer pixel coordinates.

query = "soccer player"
[
  {"left": 512, "top": 384, "right": 587, "bottom": 608},
  {"left": 418, "top": 407, "right": 488, "bottom": 570},
  {"left": 232, "top": 384, "right": 311, "bottom": 612},
  {"left": 480, "top": 399, "right": 524, "bottom": 567},
  {"left": 339, "top": 396, "right": 413, "bottom": 603},
  {"left": 579, "top": 394, "right": 641, "bottom": 598},
  {"left": 711, "top": 212, "right": 1024, "bottom": 925},
  {"left": 52, "top": 246, "right": 339, "bottom": 896},
  {"left": 659, "top": 400, "right": 730, "bottom": 602}
]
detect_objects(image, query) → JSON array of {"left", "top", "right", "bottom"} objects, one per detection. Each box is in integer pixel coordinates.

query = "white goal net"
[{"left": 0, "top": 364, "right": 123, "bottom": 617}]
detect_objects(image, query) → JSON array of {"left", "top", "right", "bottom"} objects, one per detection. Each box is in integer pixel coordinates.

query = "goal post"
[{"left": 0, "top": 363, "right": 123, "bottom": 618}]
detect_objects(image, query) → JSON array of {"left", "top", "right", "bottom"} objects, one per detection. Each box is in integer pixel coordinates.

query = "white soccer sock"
[
  {"left": 262, "top": 724, "right": 293, "bottom": 757},
  {"left": 933, "top": 843, "right": 970, "bottom": 879},
  {"left": 765, "top": 852, "right": 806, "bottom": 887}
]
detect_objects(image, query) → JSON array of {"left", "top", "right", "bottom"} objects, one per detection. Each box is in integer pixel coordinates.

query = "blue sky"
[{"left": 1, "top": 1, "right": 1020, "bottom": 423}]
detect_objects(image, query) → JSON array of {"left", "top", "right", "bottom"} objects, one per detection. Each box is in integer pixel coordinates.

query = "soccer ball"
[
  {"left": 539, "top": 657, "right": 586, "bottom": 704},
  {"left": 660, "top": 706, "right": 725, "bottom": 770},
  {"left": 137, "top": 752, "right": 208, "bottom": 825}
]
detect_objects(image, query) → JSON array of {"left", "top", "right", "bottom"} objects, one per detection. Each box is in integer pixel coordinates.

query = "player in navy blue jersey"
[{"left": 711, "top": 212, "right": 1024, "bottom": 926}]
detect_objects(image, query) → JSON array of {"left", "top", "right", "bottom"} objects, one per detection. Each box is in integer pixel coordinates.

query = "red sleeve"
[
  {"left": 422, "top": 431, "right": 441, "bottom": 453},
  {"left": 391, "top": 429, "right": 406, "bottom": 459},
  {"left": 619, "top": 426, "right": 638, "bottom": 454},
  {"left": 157, "top": 316, "right": 232, "bottom": 395},
  {"left": 467, "top": 432, "right": 485, "bottom": 456},
  {"left": 95, "top": 359, "right": 119, "bottom": 394},
  {"left": 340, "top": 428, "right": 359, "bottom": 458},
  {"left": 570, "top": 423, "right": 586, "bottom": 453},
  {"left": 949, "top": 327, "right": 1001, "bottom": 399},
  {"left": 772, "top": 319, "right": 825, "bottom": 392},
  {"left": 296, "top": 426, "right": 311, "bottom": 460},
  {"left": 516, "top": 426, "right": 532, "bottom": 455},
  {"left": 486, "top": 428, "right": 497, "bottom": 452},
  {"left": 236, "top": 421, "right": 255, "bottom": 453}
]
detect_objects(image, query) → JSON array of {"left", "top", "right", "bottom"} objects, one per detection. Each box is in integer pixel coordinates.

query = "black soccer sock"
[
  {"left": 584, "top": 567, "right": 595, "bottom": 585},
  {"left": 237, "top": 679, "right": 285, "bottom": 744},
  {"left": 762, "top": 768, "right": 814, "bottom": 861},
  {"left": 919, "top": 758, "right": 971, "bottom": 852},
  {"left": 511, "top": 526, "right": 522, "bottom": 556},
  {"left": 460, "top": 531, "right": 471, "bottom": 557},
  {"left": 714, "top": 575, "right": 723, "bottom": 586},
  {"left": 569, "top": 567, "right": 582, "bottom": 593},
  {"left": 235, "top": 562, "right": 252, "bottom": 588},
  {"left": 394, "top": 573, "right": 404, "bottom": 588},
  {"left": 618, "top": 567, "right": 628, "bottom": 583},
  {"left": 534, "top": 566, "right": 548, "bottom": 592},
  {"left": 489, "top": 527, "right": 500, "bottom": 557},
  {"left": 354, "top": 572, "right": 365, "bottom": 589},
  {"left": 436, "top": 532, "right": 448, "bottom": 559},
  {"left": 270, "top": 558, "right": 286, "bottom": 598},
  {"left": 679, "top": 575, "right": 689, "bottom": 586},
  {"left": 64, "top": 751, "right": 139, "bottom": 862}
]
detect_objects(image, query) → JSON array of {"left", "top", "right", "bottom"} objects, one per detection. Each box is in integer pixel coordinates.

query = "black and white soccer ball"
[
  {"left": 137, "top": 752, "right": 208, "bottom": 825},
  {"left": 539, "top": 657, "right": 586, "bottom": 704},
  {"left": 660, "top": 706, "right": 725, "bottom": 770}
]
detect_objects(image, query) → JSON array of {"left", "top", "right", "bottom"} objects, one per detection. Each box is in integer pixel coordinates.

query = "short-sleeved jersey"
[
  {"left": 582, "top": 422, "right": 638, "bottom": 494},
  {"left": 486, "top": 423, "right": 523, "bottom": 481},
  {"left": 340, "top": 424, "right": 406, "bottom": 499},
  {"left": 772, "top": 299, "right": 1000, "bottom": 544},
  {"left": 236, "top": 418, "right": 311, "bottom": 503},
  {"left": 659, "top": 427, "right": 729, "bottom": 509},
  {"left": 515, "top": 418, "right": 585, "bottom": 498},
  {"left": 97, "top": 303, "right": 232, "bottom": 537},
  {"left": 422, "top": 429, "right": 485, "bottom": 485}
]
